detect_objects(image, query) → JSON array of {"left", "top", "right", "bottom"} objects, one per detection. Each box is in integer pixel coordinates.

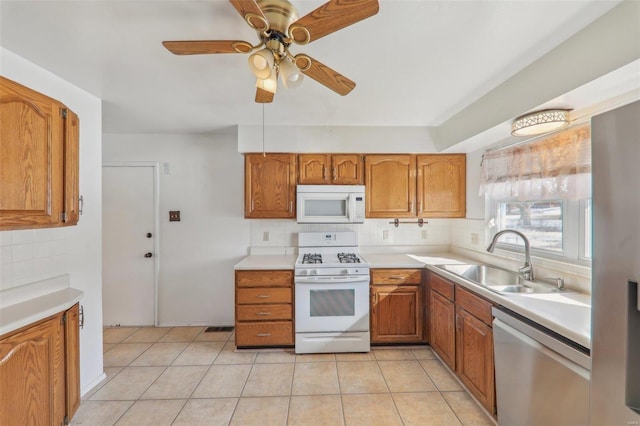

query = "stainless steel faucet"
[{"left": 487, "top": 229, "right": 534, "bottom": 281}]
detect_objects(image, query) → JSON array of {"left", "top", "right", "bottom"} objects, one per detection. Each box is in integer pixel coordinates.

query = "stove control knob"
[
  {"left": 310, "top": 270, "right": 317, "bottom": 275},
  {"left": 299, "top": 270, "right": 308, "bottom": 275},
  {"left": 342, "top": 269, "right": 348, "bottom": 275}
]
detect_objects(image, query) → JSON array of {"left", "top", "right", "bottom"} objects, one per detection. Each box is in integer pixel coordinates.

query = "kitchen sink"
[{"left": 434, "top": 264, "right": 563, "bottom": 295}]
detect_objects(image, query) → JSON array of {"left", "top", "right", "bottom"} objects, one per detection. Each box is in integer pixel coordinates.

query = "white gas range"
[{"left": 294, "top": 232, "right": 370, "bottom": 354}]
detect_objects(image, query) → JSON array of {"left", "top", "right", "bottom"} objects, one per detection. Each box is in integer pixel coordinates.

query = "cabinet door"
[
  {"left": 0, "top": 314, "right": 65, "bottom": 426},
  {"left": 0, "top": 76, "right": 65, "bottom": 229},
  {"left": 365, "top": 154, "right": 416, "bottom": 218},
  {"left": 417, "top": 154, "right": 466, "bottom": 218},
  {"left": 456, "top": 308, "right": 495, "bottom": 414},
  {"left": 332, "top": 154, "right": 364, "bottom": 184},
  {"left": 63, "top": 109, "right": 80, "bottom": 226},
  {"left": 430, "top": 290, "right": 455, "bottom": 369},
  {"left": 298, "top": 154, "right": 331, "bottom": 184},
  {"left": 371, "top": 285, "right": 423, "bottom": 343},
  {"left": 65, "top": 304, "right": 81, "bottom": 422},
  {"left": 245, "top": 153, "right": 296, "bottom": 218}
]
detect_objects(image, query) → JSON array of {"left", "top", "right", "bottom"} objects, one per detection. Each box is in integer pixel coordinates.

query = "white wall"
[
  {"left": 103, "top": 132, "right": 249, "bottom": 326},
  {"left": 238, "top": 125, "right": 439, "bottom": 153},
  {"left": 0, "top": 48, "right": 104, "bottom": 395}
]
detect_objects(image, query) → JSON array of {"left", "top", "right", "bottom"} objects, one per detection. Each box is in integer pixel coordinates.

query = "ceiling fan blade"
[
  {"left": 294, "top": 54, "right": 355, "bottom": 96},
  {"left": 162, "top": 40, "right": 254, "bottom": 55},
  {"left": 289, "top": 0, "right": 379, "bottom": 44},
  {"left": 255, "top": 87, "right": 274, "bottom": 103},
  {"left": 229, "top": 0, "right": 270, "bottom": 32}
]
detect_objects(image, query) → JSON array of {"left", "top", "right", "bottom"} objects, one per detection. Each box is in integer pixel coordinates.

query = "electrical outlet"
[
  {"left": 421, "top": 230, "right": 428, "bottom": 240},
  {"left": 382, "top": 230, "right": 389, "bottom": 240},
  {"left": 263, "top": 231, "right": 270, "bottom": 242},
  {"left": 471, "top": 233, "right": 480, "bottom": 245},
  {"left": 169, "top": 210, "right": 181, "bottom": 222}
]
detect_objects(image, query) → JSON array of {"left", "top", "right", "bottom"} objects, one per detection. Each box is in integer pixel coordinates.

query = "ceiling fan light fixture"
[
  {"left": 249, "top": 48, "right": 275, "bottom": 79},
  {"left": 511, "top": 109, "right": 571, "bottom": 136},
  {"left": 279, "top": 58, "right": 304, "bottom": 89},
  {"left": 257, "top": 72, "right": 278, "bottom": 94}
]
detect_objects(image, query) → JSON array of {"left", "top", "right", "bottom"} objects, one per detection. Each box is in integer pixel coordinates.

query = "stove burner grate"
[
  {"left": 302, "top": 253, "right": 323, "bottom": 264},
  {"left": 337, "top": 252, "right": 361, "bottom": 263}
]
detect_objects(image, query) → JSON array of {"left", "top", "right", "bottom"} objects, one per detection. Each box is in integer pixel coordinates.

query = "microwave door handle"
[{"left": 348, "top": 194, "right": 356, "bottom": 222}]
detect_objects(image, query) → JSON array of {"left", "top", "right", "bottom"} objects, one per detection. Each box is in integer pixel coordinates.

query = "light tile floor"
[{"left": 74, "top": 326, "right": 495, "bottom": 425}]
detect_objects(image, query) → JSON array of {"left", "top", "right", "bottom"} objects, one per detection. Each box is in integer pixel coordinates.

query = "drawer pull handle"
[
  {"left": 257, "top": 312, "right": 271, "bottom": 315},
  {"left": 256, "top": 295, "right": 271, "bottom": 298},
  {"left": 256, "top": 333, "right": 272, "bottom": 337},
  {"left": 389, "top": 275, "right": 405, "bottom": 279}
]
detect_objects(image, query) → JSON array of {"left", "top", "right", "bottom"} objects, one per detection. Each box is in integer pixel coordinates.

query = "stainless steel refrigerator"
[{"left": 591, "top": 100, "right": 640, "bottom": 424}]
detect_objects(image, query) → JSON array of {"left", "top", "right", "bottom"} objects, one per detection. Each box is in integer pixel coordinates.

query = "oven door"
[{"left": 295, "top": 276, "right": 370, "bottom": 333}]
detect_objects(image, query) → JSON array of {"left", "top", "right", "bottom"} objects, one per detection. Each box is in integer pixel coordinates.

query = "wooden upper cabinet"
[
  {"left": 245, "top": 153, "right": 297, "bottom": 218},
  {"left": 331, "top": 154, "right": 364, "bottom": 184},
  {"left": 298, "top": 154, "right": 363, "bottom": 185},
  {"left": 417, "top": 154, "right": 466, "bottom": 218},
  {"left": 63, "top": 109, "right": 80, "bottom": 226},
  {"left": 298, "top": 154, "right": 331, "bottom": 184},
  {"left": 365, "top": 154, "right": 416, "bottom": 218},
  {"left": 0, "top": 76, "right": 80, "bottom": 230}
]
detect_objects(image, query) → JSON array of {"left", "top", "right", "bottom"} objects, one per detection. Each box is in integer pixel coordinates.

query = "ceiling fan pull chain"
[{"left": 262, "top": 103, "right": 266, "bottom": 157}]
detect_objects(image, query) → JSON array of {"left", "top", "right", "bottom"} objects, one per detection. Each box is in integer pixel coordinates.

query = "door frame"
[{"left": 102, "top": 161, "right": 160, "bottom": 326}]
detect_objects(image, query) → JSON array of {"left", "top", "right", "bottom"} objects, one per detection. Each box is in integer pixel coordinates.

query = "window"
[
  {"left": 491, "top": 198, "right": 591, "bottom": 263},
  {"left": 481, "top": 124, "right": 592, "bottom": 265},
  {"left": 495, "top": 200, "right": 563, "bottom": 252}
]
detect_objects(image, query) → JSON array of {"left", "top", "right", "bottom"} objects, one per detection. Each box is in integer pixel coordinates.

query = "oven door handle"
[{"left": 295, "top": 276, "right": 369, "bottom": 285}]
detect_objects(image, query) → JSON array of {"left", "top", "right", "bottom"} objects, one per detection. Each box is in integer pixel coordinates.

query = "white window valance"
[{"left": 479, "top": 124, "right": 591, "bottom": 200}]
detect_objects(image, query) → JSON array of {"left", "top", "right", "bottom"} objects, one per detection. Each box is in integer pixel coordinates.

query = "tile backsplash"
[
  {"left": 249, "top": 218, "right": 452, "bottom": 251},
  {"left": 0, "top": 228, "right": 70, "bottom": 291}
]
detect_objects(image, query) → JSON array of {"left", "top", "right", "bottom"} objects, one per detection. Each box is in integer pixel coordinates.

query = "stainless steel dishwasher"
[{"left": 492, "top": 306, "right": 591, "bottom": 425}]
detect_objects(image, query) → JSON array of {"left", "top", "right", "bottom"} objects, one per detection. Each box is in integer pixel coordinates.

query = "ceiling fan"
[{"left": 162, "top": 0, "right": 379, "bottom": 103}]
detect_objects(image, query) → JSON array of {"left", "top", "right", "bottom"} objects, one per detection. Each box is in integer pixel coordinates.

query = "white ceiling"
[{"left": 0, "top": 0, "right": 630, "bottom": 138}]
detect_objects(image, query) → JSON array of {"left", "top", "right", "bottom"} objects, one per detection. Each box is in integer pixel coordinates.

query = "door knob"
[
  {"left": 144, "top": 252, "right": 153, "bottom": 258},
  {"left": 146, "top": 233, "right": 152, "bottom": 238}
]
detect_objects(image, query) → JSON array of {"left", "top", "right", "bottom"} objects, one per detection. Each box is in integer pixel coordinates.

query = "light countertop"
[
  {"left": 425, "top": 264, "right": 591, "bottom": 349},
  {"left": 234, "top": 254, "right": 297, "bottom": 270},
  {"left": 233, "top": 252, "right": 591, "bottom": 349},
  {"left": 0, "top": 275, "right": 84, "bottom": 336}
]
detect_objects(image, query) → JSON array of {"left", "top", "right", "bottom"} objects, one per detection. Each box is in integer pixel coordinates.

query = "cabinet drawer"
[
  {"left": 372, "top": 269, "right": 422, "bottom": 285},
  {"left": 235, "top": 321, "right": 293, "bottom": 346},
  {"left": 430, "top": 272, "right": 454, "bottom": 301},
  {"left": 237, "top": 288, "right": 292, "bottom": 304},
  {"left": 455, "top": 286, "right": 493, "bottom": 325},
  {"left": 236, "top": 270, "right": 293, "bottom": 287},
  {"left": 237, "top": 304, "right": 292, "bottom": 321}
]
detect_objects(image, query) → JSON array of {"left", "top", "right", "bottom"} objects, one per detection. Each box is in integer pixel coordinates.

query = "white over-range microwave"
[{"left": 296, "top": 185, "right": 365, "bottom": 224}]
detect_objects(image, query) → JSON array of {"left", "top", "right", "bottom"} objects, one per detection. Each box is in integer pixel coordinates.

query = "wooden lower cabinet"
[
  {"left": 0, "top": 303, "right": 80, "bottom": 426},
  {"left": 430, "top": 290, "right": 456, "bottom": 369},
  {"left": 235, "top": 270, "right": 294, "bottom": 347},
  {"left": 428, "top": 272, "right": 496, "bottom": 415},
  {"left": 370, "top": 269, "right": 424, "bottom": 344},
  {"left": 456, "top": 307, "right": 495, "bottom": 413}
]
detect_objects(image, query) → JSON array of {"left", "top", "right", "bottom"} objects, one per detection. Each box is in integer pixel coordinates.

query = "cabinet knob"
[{"left": 144, "top": 252, "right": 153, "bottom": 258}]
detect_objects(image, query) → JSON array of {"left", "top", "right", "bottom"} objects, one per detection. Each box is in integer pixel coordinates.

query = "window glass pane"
[{"left": 496, "top": 200, "right": 563, "bottom": 252}]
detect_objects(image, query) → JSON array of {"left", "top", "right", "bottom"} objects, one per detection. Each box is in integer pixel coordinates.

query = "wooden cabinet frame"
[
  {"left": 428, "top": 271, "right": 496, "bottom": 415},
  {"left": 0, "top": 76, "right": 79, "bottom": 230},
  {"left": 365, "top": 154, "right": 466, "bottom": 219},
  {"left": 298, "top": 154, "right": 364, "bottom": 185}
]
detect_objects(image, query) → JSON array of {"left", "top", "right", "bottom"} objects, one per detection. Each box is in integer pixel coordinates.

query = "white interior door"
[{"left": 102, "top": 164, "right": 157, "bottom": 326}]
